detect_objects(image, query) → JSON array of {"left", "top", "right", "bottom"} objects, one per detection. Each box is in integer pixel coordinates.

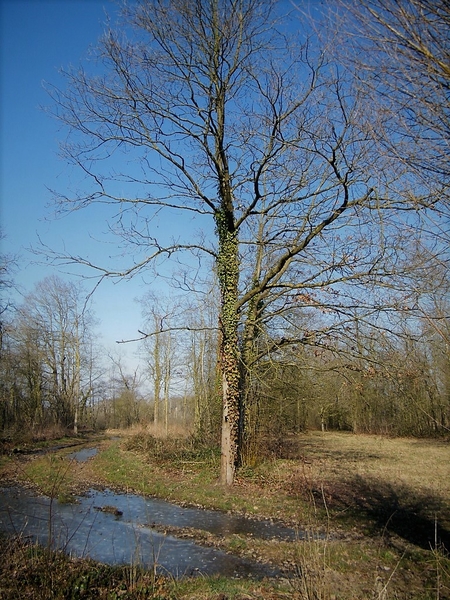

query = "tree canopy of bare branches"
[{"left": 45, "top": 0, "right": 445, "bottom": 484}]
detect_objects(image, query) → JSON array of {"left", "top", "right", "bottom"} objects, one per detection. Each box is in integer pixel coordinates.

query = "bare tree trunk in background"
[
  {"left": 163, "top": 333, "right": 171, "bottom": 436},
  {"left": 153, "top": 332, "right": 161, "bottom": 427}
]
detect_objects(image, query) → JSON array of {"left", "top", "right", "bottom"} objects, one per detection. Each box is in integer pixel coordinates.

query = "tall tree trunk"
[
  {"left": 74, "top": 318, "right": 80, "bottom": 434},
  {"left": 164, "top": 333, "right": 171, "bottom": 436},
  {"left": 216, "top": 209, "right": 240, "bottom": 486},
  {"left": 239, "top": 298, "right": 260, "bottom": 467},
  {"left": 238, "top": 215, "right": 266, "bottom": 467},
  {"left": 153, "top": 332, "right": 161, "bottom": 426}
]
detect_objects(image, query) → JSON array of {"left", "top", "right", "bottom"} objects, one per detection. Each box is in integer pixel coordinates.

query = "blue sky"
[{"left": 0, "top": 0, "right": 170, "bottom": 373}]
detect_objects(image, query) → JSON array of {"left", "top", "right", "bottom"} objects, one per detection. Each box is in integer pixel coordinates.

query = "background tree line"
[
  {"left": 1, "top": 266, "right": 448, "bottom": 445},
  {"left": 0, "top": 0, "right": 448, "bottom": 484}
]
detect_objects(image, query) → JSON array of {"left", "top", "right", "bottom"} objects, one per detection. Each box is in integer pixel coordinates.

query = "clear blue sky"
[
  {"left": 0, "top": 0, "right": 173, "bottom": 374},
  {"left": 0, "top": 1, "right": 325, "bottom": 377}
]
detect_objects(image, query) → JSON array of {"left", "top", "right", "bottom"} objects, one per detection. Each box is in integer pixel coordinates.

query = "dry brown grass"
[
  {"left": 107, "top": 421, "right": 192, "bottom": 440},
  {"left": 294, "top": 432, "right": 450, "bottom": 499},
  {"left": 254, "top": 432, "right": 450, "bottom": 546}
]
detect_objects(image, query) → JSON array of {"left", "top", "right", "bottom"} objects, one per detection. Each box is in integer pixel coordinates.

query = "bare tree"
[
  {"left": 140, "top": 293, "right": 181, "bottom": 429},
  {"left": 0, "top": 230, "right": 18, "bottom": 360},
  {"left": 107, "top": 354, "right": 144, "bottom": 428},
  {"left": 46, "top": 0, "right": 438, "bottom": 484},
  {"left": 335, "top": 0, "right": 450, "bottom": 433},
  {"left": 15, "top": 276, "right": 95, "bottom": 431},
  {"left": 185, "top": 286, "right": 221, "bottom": 442},
  {"left": 339, "top": 0, "right": 449, "bottom": 209}
]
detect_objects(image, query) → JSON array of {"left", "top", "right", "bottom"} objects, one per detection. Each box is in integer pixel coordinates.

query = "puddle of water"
[
  {"left": 0, "top": 486, "right": 286, "bottom": 578},
  {"left": 86, "top": 488, "right": 299, "bottom": 541},
  {"left": 67, "top": 447, "right": 99, "bottom": 462}
]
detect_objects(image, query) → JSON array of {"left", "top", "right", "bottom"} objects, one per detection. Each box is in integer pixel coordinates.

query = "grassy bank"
[{"left": 1, "top": 429, "right": 449, "bottom": 599}]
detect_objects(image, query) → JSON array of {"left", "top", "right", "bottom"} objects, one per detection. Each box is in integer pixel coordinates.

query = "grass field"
[{"left": 1, "top": 429, "right": 449, "bottom": 599}]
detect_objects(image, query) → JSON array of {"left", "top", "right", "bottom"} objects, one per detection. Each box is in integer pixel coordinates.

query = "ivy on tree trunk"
[{"left": 215, "top": 208, "right": 240, "bottom": 486}]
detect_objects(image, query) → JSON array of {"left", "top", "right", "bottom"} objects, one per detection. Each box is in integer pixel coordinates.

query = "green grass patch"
[
  {"left": 105, "top": 434, "right": 313, "bottom": 521},
  {"left": 0, "top": 455, "right": 11, "bottom": 470},
  {"left": 22, "top": 455, "right": 75, "bottom": 503},
  {"left": 90, "top": 442, "right": 168, "bottom": 494},
  {"left": 95, "top": 437, "right": 305, "bottom": 520}
]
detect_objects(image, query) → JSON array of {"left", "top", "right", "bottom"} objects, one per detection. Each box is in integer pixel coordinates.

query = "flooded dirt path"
[
  {"left": 0, "top": 444, "right": 314, "bottom": 578},
  {"left": 0, "top": 431, "right": 303, "bottom": 583},
  {"left": 67, "top": 446, "right": 99, "bottom": 462}
]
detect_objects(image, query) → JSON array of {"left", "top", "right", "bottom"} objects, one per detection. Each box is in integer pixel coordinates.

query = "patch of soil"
[{"left": 93, "top": 504, "right": 123, "bottom": 517}]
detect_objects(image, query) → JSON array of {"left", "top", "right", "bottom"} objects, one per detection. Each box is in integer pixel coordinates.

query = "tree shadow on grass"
[{"left": 311, "top": 475, "right": 450, "bottom": 551}]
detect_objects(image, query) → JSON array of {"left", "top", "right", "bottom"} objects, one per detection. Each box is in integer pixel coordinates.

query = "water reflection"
[
  {"left": 0, "top": 486, "right": 289, "bottom": 578},
  {"left": 67, "top": 447, "right": 99, "bottom": 462}
]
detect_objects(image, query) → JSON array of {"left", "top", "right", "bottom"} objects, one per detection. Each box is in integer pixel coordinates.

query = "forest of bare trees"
[{"left": 1, "top": 0, "right": 449, "bottom": 485}]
